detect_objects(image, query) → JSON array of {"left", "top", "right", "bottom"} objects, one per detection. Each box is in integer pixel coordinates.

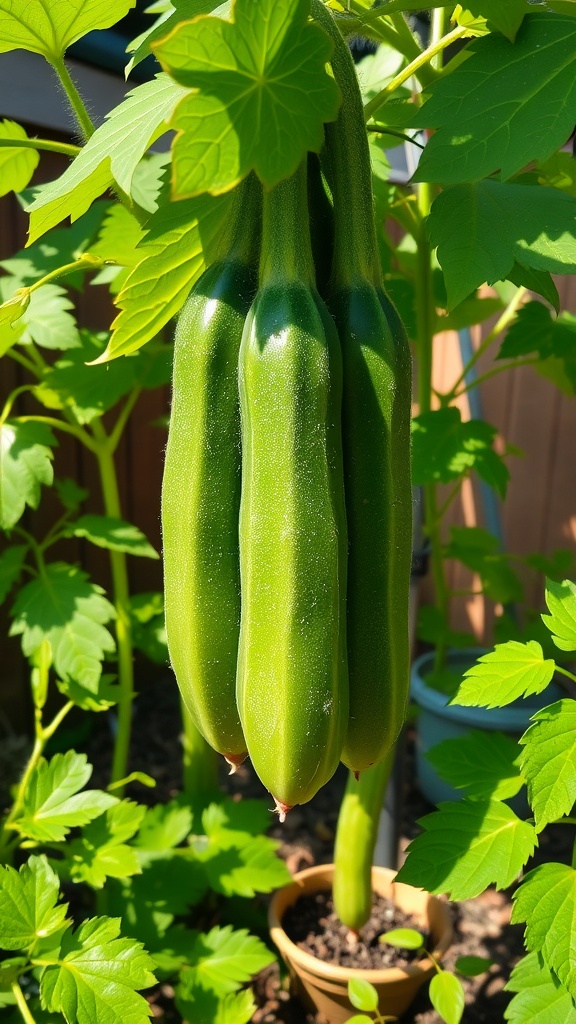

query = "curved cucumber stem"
[
  {"left": 259, "top": 162, "right": 315, "bottom": 287},
  {"left": 333, "top": 752, "right": 395, "bottom": 932},
  {"left": 311, "top": 0, "right": 381, "bottom": 288}
]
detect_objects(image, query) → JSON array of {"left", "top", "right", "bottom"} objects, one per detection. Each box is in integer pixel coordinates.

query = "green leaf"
[
  {"left": 0, "top": 120, "right": 39, "bottom": 196},
  {"left": 176, "top": 981, "right": 256, "bottom": 1024},
  {"left": 427, "top": 181, "right": 576, "bottom": 309},
  {"left": 36, "top": 330, "right": 171, "bottom": 423},
  {"left": 498, "top": 302, "right": 576, "bottom": 393},
  {"left": 1, "top": 203, "right": 108, "bottom": 286},
  {"left": 126, "top": 0, "right": 215, "bottom": 76},
  {"left": 435, "top": 295, "right": 504, "bottom": 333},
  {"left": 417, "top": 605, "right": 476, "bottom": 655},
  {"left": 0, "top": 957, "right": 28, "bottom": 989},
  {"left": 0, "top": 0, "right": 137, "bottom": 61},
  {"left": 54, "top": 477, "right": 88, "bottom": 512},
  {"left": 104, "top": 191, "right": 232, "bottom": 360},
  {"left": 27, "top": 75, "right": 187, "bottom": 244},
  {"left": 0, "top": 420, "right": 56, "bottom": 531},
  {"left": 66, "top": 515, "right": 159, "bottom": 559},
  {"left": 183, "top": 925, "right": 274, "bottom": 997},
  {"left": 537, "top": 151, "right": 576, "bottom": 198},
  {"left": 504, "top": 951, "right": 576, "bottom": 1024},
  {"left": 506, "top": 263, "right": 560, "bottom": 313},
  {"left": 56, "top": 672, "right": 120, "bottom": 713},
  {"left": 430, "top": 971, "right": 465, "bottom": 1024},
  {"left": 453, "top": 641, "right": 556, "bottom": 708},
  {"left": 520, "top": 699, "right": 576, "bottom": 831},
  {"left": 200, "top": 832, "right": 291, "bottom": 898},
  {"left": 413, "top": 15, "right": 576, "bottom": 184},
  {"left": 17, "top": 283, "right": 80, "bottom": 350},
  {"left": 456, "top": 955, "right": 494, "bottom": 977},
  {"left": 129, "top": 850, "right": 208, "bottom": 918},
  {"left": 39, "top": 916, "right": 156, "bottom": 1024},
  {"left": 9, "top": 562, "right": 116, "bottom": 691},
  {"left": 380, "top": 928, "right": 424, "bottom": 950},
  {"left": 345, "top": 1018, "right": 374, "bottom": 1024},
  {"left": 135, "top": 801, "right": 192, "bottom": 851},
  {"left": 427, "top": 730, "right": 524, "bottom": 802},
  {"left": 445, "top": 526, "right": 523, "bottom": 604},
  {"left": 90, "top": 204, "right": 146, "bottom": 268},
  {"left": 13, "top": 751, "right": 116, "bottom": 843},
  {"left": 464, "top": 0, "right": 528, "bottom": 40},
  {"left": 348, "top": 978, "right": 379, "bottom": 1012},
  {"left": 411, "top": 408, "right": 510, "bottom": 496},
  {"left": 512, "top": 863, "right": 576, "bottom": 998},
  {"left": 69, "top": 801, "right": 146, "bottom": 889},
  {"left": 357, "top": 43, "right": 406, "bottom": 103},
  {"left": 396, "top": 799, "right": 537, "bottom": 900},
  {"left": 154, "top": 0, "right": 340, "bottom": 197},
  {"left": 0, "top": 856, "right": 68, "bottom": 951},
  {"left": 201, "top": 798, "right": 272, "bottom": 838},
  {"left": 542, "top": 578, "right": 576, "bottom": 652},
  {"left": 0, "top": 544, "right": 27, "bottom": 603},
  {"left": 130, "top": 591, "right": 168, "bottom": 666}
]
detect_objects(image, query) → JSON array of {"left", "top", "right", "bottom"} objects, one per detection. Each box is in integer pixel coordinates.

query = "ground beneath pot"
[{"left": 25, "top": 669, "right": 574, "bottom": 1024}]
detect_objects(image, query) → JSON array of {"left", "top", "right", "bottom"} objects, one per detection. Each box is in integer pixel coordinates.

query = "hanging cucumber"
[
  {"left": 313, "top": 0, "right": 413, "bottom": 774},
  {"left": 162, "top": 178, "right": 260, "bottom": 769},
  {"left": 237, "top": 163, "right": 348, "bottom": 817}
]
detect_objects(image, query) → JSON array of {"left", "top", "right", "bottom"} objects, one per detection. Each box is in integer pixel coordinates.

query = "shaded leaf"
[
  {"left": 69, "top": 801, "right": 146, "bottom": 888},
  {"left": 135, "top": 801, "right": 192, "bottom": 851},
  {"left": 456, "top": 955, "right": 494, "bottom": 977},
  {"left": 506, "top": 264, "right": 559, "bottom": 313},
  {"left": 0, "top": 544, "right": 27, "bottom": 603},
  {"left": 176, "top": 980, "right": 256, "bottom": 1024},
  {"left": 413, "top": 15, "right": 576, "bottom": 183},
  {"left": 512, "top": 863, "right": 576, "bottom": 998},
  {"left": 10, "top": 562, "right": 116, "bottom": 691},
  {"left": 445, "top": 526, "right": 523, "bottom": 604},
  {"left": 499, "top": 302, "right": 576, "bottom": 392},
  {"left": 130, "top": 591, "right": 167, "bottom": 666},
  {"left": 520, "top": 699, "right": 576, "bottom": 831},
  {"left": 411, "top": 408, "right": 509, "bottom": 496},
  {"left": 0, "top": 420, "right": 56, "bottom": 530},
  {"left": 454, "top": 641, "right": 556, "bottom": 708},
  {"left": 396, "top": 799, "right": 537, "bottom": 900},
  {"left": 1, "top": 203, "right": 108, "bottom": 286},
  {"left": 427, "top": 730, "right": 524, "bottom": 802}
]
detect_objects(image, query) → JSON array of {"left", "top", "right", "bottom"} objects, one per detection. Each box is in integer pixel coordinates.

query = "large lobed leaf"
[
  {"left": 396, "top": 798, "right": 537, "bottom": 900},
  {"left": 0, "top": 0, "right": 136, "bottom": 62},
  {"left": 68, "top": 801, "right": 146, "bottom": 889},
  {"left": 153, "top": 0, "right": 341, "bottom": 197},
  {"left": 427, "top": 729, "right": 524, "bottom": 802},
  {"left": 542, "top": 578, "right": 576, "bottom": 652},
  {"left": 413, "top": 14, "right": 576, "bottom": 184},
  {"left": 411, "top": 407, "right": 509, "bottom": 496},
  {"left": 426, "top": 182, "right": 576, "bottom": 309}
]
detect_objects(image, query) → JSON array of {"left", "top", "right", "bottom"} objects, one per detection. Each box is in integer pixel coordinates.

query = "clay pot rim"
[{"left": 268, "top": 864, "right": 452, "bottom": 984}]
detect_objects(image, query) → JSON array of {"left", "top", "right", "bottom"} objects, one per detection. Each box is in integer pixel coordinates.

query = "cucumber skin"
[
  {"left": 332, "top": 283, "right": 412, "bottom": 773},
  {"left": 237, "top": 282, "right": 348, "bottom": 809},
  {"left": 162, "top": 259, "right": 255, "bottom": 762}
]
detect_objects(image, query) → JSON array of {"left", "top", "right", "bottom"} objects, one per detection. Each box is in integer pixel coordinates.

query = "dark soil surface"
[
  {"left": 283, "top": 890, "right": 426, "bottom": 970},
  {"left": 5, "top": 668, "right": 573, "bottom": 1024}
]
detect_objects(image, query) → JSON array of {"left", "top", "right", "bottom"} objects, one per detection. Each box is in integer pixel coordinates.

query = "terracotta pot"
[{"left": 268, "top": 864, "right": 453, "bottom": 1024}]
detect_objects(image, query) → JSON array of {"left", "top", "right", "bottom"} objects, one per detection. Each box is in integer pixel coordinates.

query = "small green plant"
[
  {"left": 347, "top": 935, "right": 493, "bottom": 1024},
  {"left": 397, "top": 577, "right": 576, "bottom": 1023}
]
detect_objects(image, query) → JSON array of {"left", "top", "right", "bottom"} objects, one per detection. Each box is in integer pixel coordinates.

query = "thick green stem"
[
  {"left": 180, "top": 700, "right": 219, "bottom": 807},
  {"left": 11, "top": 981, "right": 37, "bottom": 1024},
  {"left": 91, "top": 423, "right": 134, "bottom": 791},
  {"left": 49, "top": 57, "right": 95, "bottom": 140},
  {"left": 333, "top": 753, "right": 395, "bottom": 932},
  {"left": 259, "top": 163, "right": 314, "bottom": 286},
  {"left": 0, "top": 136, "right": 80, "bottom": 157},
  {"left": 311, "top": 0, "right": 381, "bottom": 288}
]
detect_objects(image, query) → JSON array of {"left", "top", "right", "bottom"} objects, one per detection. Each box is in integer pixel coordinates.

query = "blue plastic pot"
[{"left": 410, "top": 648, "right": 563, "bottom": 811}]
